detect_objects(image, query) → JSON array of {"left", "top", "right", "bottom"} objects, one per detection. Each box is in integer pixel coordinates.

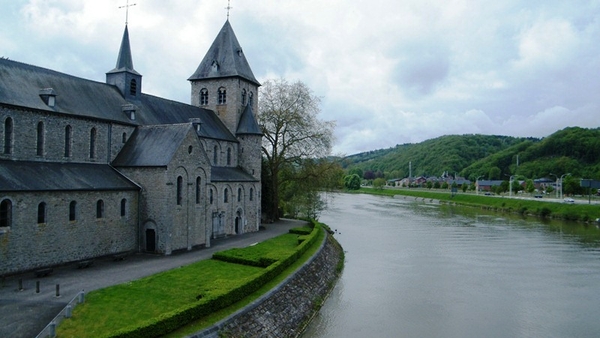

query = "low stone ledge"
[{"left": 189, "top": 231, "right": 343, "bottom": 338}]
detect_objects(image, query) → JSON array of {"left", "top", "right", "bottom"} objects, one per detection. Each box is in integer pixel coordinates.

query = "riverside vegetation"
[
  {"left": 358, "top": 187, "right": 600, "bottom": 223},
  {"left": 57, "top": 221, "right": 329, "bottom": 338}
]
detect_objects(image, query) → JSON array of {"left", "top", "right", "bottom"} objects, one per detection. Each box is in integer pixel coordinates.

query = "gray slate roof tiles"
[
  {"left": 112, "top": 124, "right": 193, "bottom": 167},
  {"left": 188, "top": 20, "right": 260, "bottom": 86},
  {"left": 0, "top": 160, "right": 139, "bottom": 192},
  {"left": 211, "top": 166, "right": 258, "bottom": 182}
]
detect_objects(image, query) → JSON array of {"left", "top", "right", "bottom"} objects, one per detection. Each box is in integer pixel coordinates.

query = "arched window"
[
  {"left": 209, "top": 189, "right": 213, "bottom": 204},
  {"left": 4, "top": 117, "right": 13, "bottom": 155},
  {"left": 0, "top": 199, "right": 12, "bottom": 227},
  {"left": 224, "top": 188, "right": 229, "bottom": 203},
  {"left": 96, "top": 200, "right": 104, "bottom": 218},
  {"left": 89, "top": 128, "right": 97, "bottom": 159},
  {"left": 196, "top": 177, "right": 201, "bottom": 204},
  {"left": 121, "top": 199, "right": 127, "bottom": 217},
  {"left": 36, "top": 121, "right": 44, "bottom": 156},
  {"left": 218, "top": 87, "right": 227, "bottom": 105},
  {"left": 200, "top": 88, "right": 208, "bottom": 105},
  {"left": 177, "top": 176, "right": 183, "bottom": 205},
  {"left": 130, "top": 79, "right": 137, "bottom": 96},
  {"left": 213, "top": 145, "right": 218, "bottom": 165},
  {"left": 37, "top": 202, "right": 46, "bottom": 224},
  {"left": 69, "top": 201, "right": 77, "bottom": 221},
  {"left": 227, "top": 148, "right": 232, "bottom": 165},
  {"left": 238, "top": 188, "right": 242, "bottom": 202},
  {"left": 64, "top": 125, "right": 72, "bottom": 157},
  {"left": 241, "top": 89, "right": 247, "bottom": 106},
  {"left": 249, "top": 92, "right": 254, "bottom": 106},
  {"left": 250, "top": 188, "right": 254, "bottom": 201}
]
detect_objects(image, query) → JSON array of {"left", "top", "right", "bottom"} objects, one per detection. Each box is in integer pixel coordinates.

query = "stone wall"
[{"left": 191, "top": 233, "right": 343, "bottom": 338}]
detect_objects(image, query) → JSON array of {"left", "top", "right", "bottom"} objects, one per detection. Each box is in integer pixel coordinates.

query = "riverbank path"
[{"left": 0, "top": 219, "right": 303, "bottom": 338}]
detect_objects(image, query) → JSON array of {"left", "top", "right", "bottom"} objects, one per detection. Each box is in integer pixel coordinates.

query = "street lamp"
[
  {"left": 549, "top": 173, "right": 558, "bottom": 199},
  {"left": 509, "top": 175, "right": 515, "bottom": 198},
  {"left": 560, "top": 173, "right": 571, "bottom": 200},
  {"left": 476, "top": 176, "right": 484, "bottom": 195}
]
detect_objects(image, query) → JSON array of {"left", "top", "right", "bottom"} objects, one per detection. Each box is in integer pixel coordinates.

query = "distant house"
[{"left": 476, "top": 180, "right": 504, "bottom": 191}]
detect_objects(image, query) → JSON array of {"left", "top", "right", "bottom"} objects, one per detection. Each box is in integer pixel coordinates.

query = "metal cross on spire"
[
  {"left": 225, "top": 0, "right": 232, "bottom": 20},
  {"left": 119, "top": 0, "right": 137, "bottom": 25}
]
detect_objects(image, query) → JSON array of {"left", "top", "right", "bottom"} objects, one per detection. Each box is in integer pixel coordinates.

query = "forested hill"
[
  {"left": 341, "top": 134, "right": 533, "bottom": 179},
  {"left": 461, "top": 127, "right": 600, "bottom": 180},
  {"left": 341, "top": 127, "right": 600, "bottom": 180}
]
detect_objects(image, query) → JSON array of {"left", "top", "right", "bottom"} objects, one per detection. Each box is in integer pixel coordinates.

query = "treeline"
[{"left": 342, "top": 127, "right": 600, "bottom": 182}]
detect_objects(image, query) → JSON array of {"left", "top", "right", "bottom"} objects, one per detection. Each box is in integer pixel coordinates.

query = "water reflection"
[{"left": 303, "top": 193, "right": 600, "bottom": 338}]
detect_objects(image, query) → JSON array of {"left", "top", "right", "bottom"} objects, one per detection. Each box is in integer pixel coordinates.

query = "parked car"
[
  {"left": 563, "top": 197, "right": 575, "bottom": 204},
  {"left": 534, "top": 194, "right": 543, "bottom": 198}
]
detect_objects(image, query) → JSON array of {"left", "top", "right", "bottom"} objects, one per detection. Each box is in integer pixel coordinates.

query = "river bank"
[
  {"left": 190, "top": 231, "right": 344, "bottom": 338},
  {"left": 356, "top": 187, "right": 600, "bottom": 223}
]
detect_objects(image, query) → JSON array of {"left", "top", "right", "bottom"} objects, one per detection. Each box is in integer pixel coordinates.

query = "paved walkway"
[{"left": 0, "top": 220, "right": 303, "bottom": 338}]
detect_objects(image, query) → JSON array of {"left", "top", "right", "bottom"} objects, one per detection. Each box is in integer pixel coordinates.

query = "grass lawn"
[{"left": 57, "top": 226, "right": 322, "bottom": 338}]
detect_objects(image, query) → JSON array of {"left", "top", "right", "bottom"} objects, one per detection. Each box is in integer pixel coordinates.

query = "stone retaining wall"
[{"left": 191, "top": 232, "right": 343, "bottom": 338}]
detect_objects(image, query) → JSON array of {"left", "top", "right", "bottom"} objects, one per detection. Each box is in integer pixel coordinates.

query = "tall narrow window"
[
  {"left": 238, "top": 188, "right": 242, "bottom": 202},
  {"left": 0, "top": 199, "right": 12, "bottom": 227},
  {"left": 36, "top": 121, "right": 44, "bottom": 156},
  {"left": 69, "top": 201, "right": 77, "bottom": 221},
  {"left": 121, "top": 199, "right": 127, "bottom": 217},
  {"left": 177, "top": 176, "right": 183, "bottom": 205},
  {"left": 96, "top": 200, "right": 104, "bottom": 218},
  {"left": 213, "top": 145, "right": 218, "bottom": 165},
  {"left": 196, "top": 177, "right": 201, "bottom": 204},
  {"left": 249, "top": 92, "right": 254, "bottom": 106},
  {"left": 250, "top": 188, "right": 254, "bottom": 201},
  {"left": 218, "top": 87, "right": 227, "bottom": 105},
  {"left": 122, "top": 132, "right": 127, "bottom": 143},
  {"left": 130, "top": 79, "right": 137, "bottom": 96},
  {"left": 64, "top": 125, "right": 72, "bottom": 157},
  {"left": 209, "top": 189, "right": 213, "bottom": 204},
  {"left": 200, "top": 88, "right": 208, "bottom": 105},
  {"left": 224, "top": 188, "right": 229, "bottom": 203},
  {"left": 37, "top": 202, "right": 46, "bottom": 224},
  {"left": 4, "top": 117, "right": 13, "bottom": 155},
  {"left": 227, "top": 148, "right": 231, "bottom": 165},
  {"left": 241, "top": 89, "right": 247, "bottom": 106},
  {"left": 89, "top": 128, "right": 97, "bottom": 159}
]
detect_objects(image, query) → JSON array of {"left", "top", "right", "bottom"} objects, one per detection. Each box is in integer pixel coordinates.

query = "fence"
[{"left": 35, "top": 290, "right": 85, "bottom": 338}]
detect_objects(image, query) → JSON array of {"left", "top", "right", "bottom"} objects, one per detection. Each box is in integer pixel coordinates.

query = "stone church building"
[{"left": 0, "top": 20, "right": 262, "bottom": 276}]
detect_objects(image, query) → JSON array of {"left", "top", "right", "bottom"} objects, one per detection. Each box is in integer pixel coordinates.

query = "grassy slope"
[
  {"left": 357, "top": 187, "right": 600, "bottom": 222},
  {"left": 57, "top": 226, "right": 325, "bottom": 337}
]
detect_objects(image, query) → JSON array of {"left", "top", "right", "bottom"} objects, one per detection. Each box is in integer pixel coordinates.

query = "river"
[{"left": 302, "top": 193, "right": 600, "bottom": 338}]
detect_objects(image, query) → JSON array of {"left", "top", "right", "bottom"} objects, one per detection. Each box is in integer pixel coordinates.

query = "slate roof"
[
  {"left": 0, "top": 160, "right": 139, "bottom": 192},
  {"left": 112, "top": 124, "right": 194, "bottom": 167},
  {"left": 236, "top": 103, "right": 262, "bottom": 136},
  {"left": 106, "top": 25, "right": 140, "bottom": 76},
  {"left": 188, "top": 20, "right": 260, "bottom": 86},
  {"left": 211, "top": 167, "right": 258, "bottom": 182},
  {"left": 0, "top": 58, "right": 236, "bottom": 142}
]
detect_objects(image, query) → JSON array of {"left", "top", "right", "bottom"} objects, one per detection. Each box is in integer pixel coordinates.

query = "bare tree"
[{"left": 258, "top": 78, "right": 336, "bottom": 220}]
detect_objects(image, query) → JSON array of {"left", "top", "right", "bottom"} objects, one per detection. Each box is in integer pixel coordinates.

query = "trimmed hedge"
[{"left": 104, "top": 222, "right": 322, "bottom": 338}]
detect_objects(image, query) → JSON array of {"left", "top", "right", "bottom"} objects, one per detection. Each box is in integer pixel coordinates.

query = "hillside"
[
  {"left": 341, "top": 134, "right": 533, "bottom": 179},
  {"left": 342, "top": 127, "right": 600, "bottom": 181}
]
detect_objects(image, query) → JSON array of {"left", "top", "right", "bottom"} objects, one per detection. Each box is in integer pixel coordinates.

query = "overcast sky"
[{"left": 2, "top": 0, "right": 600, "bottom": 155}]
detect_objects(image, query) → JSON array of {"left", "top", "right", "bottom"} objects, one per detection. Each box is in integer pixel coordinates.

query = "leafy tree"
[
  {"left": 525, "top": 179, "right": 535, "bottom": 194},
  {"left": 441, "top": 182, "right": 449, "bottom": 189},
  {"left": 488, "top": 167, "right": 501, "bottom": 180},
  {"left": 259, "top": 79, "right": 335, "bottom": 221},
  {"left": 373, "top": 178, "right": 386, "bottom": 190},
  {"left": 426, "top": 181, "right": 433, "bottom": 189},
  {"left": 344, "top": 174, "right": 361, "bottom": 190},
  {"left": 363, "top": 170, "right": 375, "bottom": 180},
  {"left": 462, "top": 183, "right": 468, "bottom": 192},
  {"left": 348, "top": 167, "right": 363, "bottom": 179},
  {"left": 433, "top": 181, "right": 441, "bottom": 189}
]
